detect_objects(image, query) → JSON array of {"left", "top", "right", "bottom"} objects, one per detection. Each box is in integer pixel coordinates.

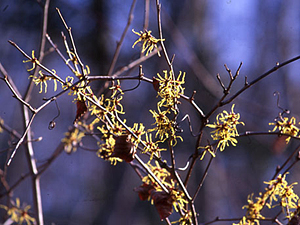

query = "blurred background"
[{"left": 1, "top": 0, "right": 300, "bottom": 224}]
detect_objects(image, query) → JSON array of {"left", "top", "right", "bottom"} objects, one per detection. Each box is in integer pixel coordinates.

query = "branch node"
[
  {"left": 190, "top": 91, "right": 196, "bottom": 101},
  {"left": 224, "top": 64, "right": 233, "bottom": 79},
  {"left": 216, "top": 73, "right": 226, "bottom": 92}
]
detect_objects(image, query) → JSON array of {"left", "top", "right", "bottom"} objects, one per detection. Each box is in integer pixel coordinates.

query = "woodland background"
[{"left": 1, "top": 0, "right": 300, "bottom": 224}]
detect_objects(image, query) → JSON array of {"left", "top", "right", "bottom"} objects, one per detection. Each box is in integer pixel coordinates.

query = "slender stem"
[
  {"left": 143, "top": 0, "right": 150, "bottom": 32},
  {"left": 184, "top": 130, "right": 203, "bottom": 186},
  {"left": 192, "top": 155, "right": 214, "bottom": 201},
  {"left": 8, "top": 40, "right": 65, "bottom": 84},
  {"left": 206, "top": 55, "right": 300, "bottom": 120},
  {"left": 107, "top": 0, "right": 136, "bottom": 76},
  {"left": 45, "top": 33, "right": 76, "bottom": 72},
  {"left": 23, "top": 107, "right": 43, "bottom": 225},
  {"left": 56, "top": 8, "right": 85, "bottom": 75},
  {"left": 0, "top": 67, "right": 35, "bottom": 112},
  {"left": 25, "top": 0, "right": 50, "bottom": 102},
  {"left": 6, "top": 113, "right": 36, "bottom": 166},
  {"left": 155, "top": 0, "right": 173, "bottom": 73},
  {"left": 22, "top": 2, "right": 50, "bottom": 224},
  {"left": 272, "top": 144, "right": 300, "bottom": 180}
]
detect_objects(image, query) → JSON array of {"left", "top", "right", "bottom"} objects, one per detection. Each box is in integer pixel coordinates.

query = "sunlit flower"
[
  {"left": 0, "top": 198, "right": 35, "bottom": 225},
  {"left": 269, "top": 116, "right": 300, "bottom": 144},
  {"left": 132, "top": 29, "right": 164, "bottom": 56},
  {"left": 97, "top": 124, "right": 130, "bottom": 165},
  {"left": 206, "top": 104, "right": 244, "bottom": 151},
  {"left": 142, "top": 161, "right": 172, "bottom": 189},
  {"left": 264, "top": 173, "right": 299, "bottom": 213},
  {"left": 97, "top": 127, "right": 116, "bottom": 159},
  {"left": 109, "top": 80, "right": 124, "bottom": 98},
  {"left": 29, "top": 70, "right": 57, "bottom": 93},
  {"left": 232, "top": 216, "right": 253, "bottom": 225},
  {"left": 155, "top": 70, "right": 185, "bottom": 111},
  {"left": 149, "top": 105, "right": 183, "bottom": 147},
  {"left": 61, "top": 128, "right": 85, "bottom": 153},
  {"left": 237, "top": 174, "right": 300, "bottom": 225},
  {"left": 242, "top": 193, "right": 265, "bottom": 224},
  {"left": 171, "top": 210, "right": 193, "bottom": 225},
  {"left": 198, "top": 144, "right": 216, "bottom": 160},
  {"left": 105, "top": 95, "right": 125, "bottom": 114},
  {"left": 23, "top": 50, "right": 39, "bottom": 71},
  {"left": 62, "top": 76, "right": 74, "bottom": 90},
  {"left": 170, "top": 189, "right": 188, "bottom": 212},
  {"left": 143, "top": 132, "right": 166, "bottom": 161},
  {"left": 66, "top": 51, "right": 79, "bottom": 66},
  {"left": 289, "top": 201, "right": 300, "bottom": 222}
]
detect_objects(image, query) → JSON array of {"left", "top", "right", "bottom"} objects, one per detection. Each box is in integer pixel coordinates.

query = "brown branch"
[
  {"left": 205, "top": 55, "right": 300, "bottom": 122},
  {"left": 56, "top": 8, "right": 85, "bottom": 76},
  {"left": 8, "top": 40, "right": 65, "bottom": 84},
  {"left": 192, "top": 154, "right": 214, "bottom": 201},
  {"left": 0, "top": 63, "right": 35, "bottom": 112},
  {"left": 45, "top": 33, "right": 76, "bottom": 72},
  {"left": 107, "top": 0, "right": 137, "bottom": 76}
]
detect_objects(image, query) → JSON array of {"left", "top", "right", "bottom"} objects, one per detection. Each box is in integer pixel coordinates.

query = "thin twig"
[
  {"left": 8, "top": 40, "right": 65, "bottom": 84},
  {"left": 107, "top": 0, "right": 136, "bottom": 76},
  {"left": 0, "top": 74, "right": 35, "bottom": 112},
  {"left": 56, "top": 8, "right": 85, "bottom": 76},
  {"left": 192, "top": 154, "right": 214, "bottom": 201},
  {"left": 45, "top": 33, "right": 76, "bottom": 72}
]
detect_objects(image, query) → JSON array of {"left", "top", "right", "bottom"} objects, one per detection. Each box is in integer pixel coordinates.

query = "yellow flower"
[
  {"left": 23, "top": 50, "right": 39, "bottom": 71},
  {"left": 132, "top": 29, "right": 164, "bottom": 56},
  {"left": 62, "top": 76, "right": 74, "bottom": 91},
  {"left": 149, "top": 106, "right": 183, "bottom": 146},
  {"left": 237, "top": 174, "right": 300, "bottom": 225},
  {"left": 96, "top": 124, "right": 130, "bottom": 165},
  {"left": 171, "top": 210, "right": 193, "bottom": 225},
  {"left": 242, "top": 193, "right": 265, "bottom": 224},
  {"left": 105, "top": 95, "right": 125, "bottom": 114},
  {"left": 264, "top": 173, "right": 299, "bottom": 213},
  {"left": 143, "top": 132, "right": 166, "bottom": 161},
  {"left": 170, "top": 189, "right": 188, "bottom": 212},
  {"left": 142, "top": 161, "right": 172, "bottom": 189},
  {"left": 109, "top": 80, "right": 124, "bottom": 98},
  {"left": 155, "top": 70, "right": 185, "bottom": 111},
  {"left": 61, "top": 128, "right": 85, "bottom": 153},
  {"left": 232, "top": 216, "right": 254, "bottom": 225},
  {"left": 29, "top": 70, "right": 57, "bottom": 93},
  {"left": 269, "top": 116, "right": 300, "bottom": 144},
  {"left": 206, "top": 104, "right": 244, "bottom": 151},
  {"left": 0, "top": 198, "right": 35, "bottom": 225},
  {"left": 198, "top": 145, "right": 216, "bottom": 160}
]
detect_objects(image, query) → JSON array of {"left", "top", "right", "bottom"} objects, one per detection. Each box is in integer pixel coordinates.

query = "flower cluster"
[
  {"left": 0, "top": 198, "right": 35, "bottom": 225},
  {"left": 154, "top": 70, "right": 185, "bottom": 110},
  {"left": 29, "top": 71, "right": 57, "bottom": 93},
  {"left": 149, "top": 70, "right": 185, "bottom": 146},
  {"left": 61, "top": 128, "right": 85, "bottom": 154},
  {"left": 132, "top": 29, "right": 164, "bottom": 56},
  {"left": 269, "top": 116, "right": 300, "bottom": 144},
  {"left": 234, "top": 173, "right": 299, "bottom": 225},
  {"left": 143, "top": 132, "right": 166, "bottom": 161},
  {"left": 24, "top": 49, "right": 92, "bottom": 100},
  {"left": 135, "top": 161, "right": 190, "bottom": 222},
  {"left": 206, "top": 104, "right": 244, "bottom": 152},
  {"left": 198, "top": 144, "right": 215, "bottom": 160},
  {"left": 23, "top": 50, "right": 39, "bottom": 71}
]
